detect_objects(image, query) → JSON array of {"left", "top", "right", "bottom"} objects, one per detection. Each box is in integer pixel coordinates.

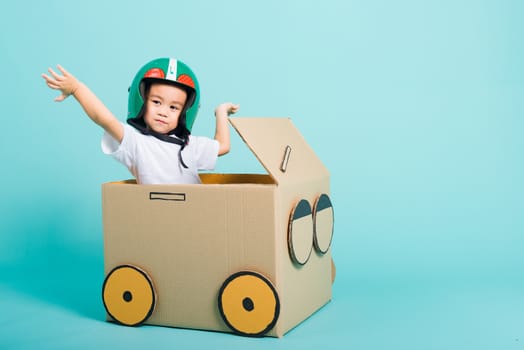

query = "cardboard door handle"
[
  {"left": 149, "top": 192, "right": 186, "bottom": 201},
  {"left": 280, "top": 146, "right": 291, "bottom": 173}
]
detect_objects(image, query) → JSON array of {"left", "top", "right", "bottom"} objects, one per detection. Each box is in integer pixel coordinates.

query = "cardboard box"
[{"left": 101, "top": 117, "right": 334, "bottom": 337}]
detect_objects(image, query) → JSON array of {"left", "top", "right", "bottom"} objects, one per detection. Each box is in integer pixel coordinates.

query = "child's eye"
[
  {"left": 170, "top": 105, "right": 180, "bottom": 111},
  {"left": 151, "top": 99, "right": 160, "bottom": 105}
]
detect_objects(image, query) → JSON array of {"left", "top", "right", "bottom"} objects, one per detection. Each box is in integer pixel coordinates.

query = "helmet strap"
[
  {"left": 128, "top": 110, "right": 189, "bottom": 169},
  {"left": 141, "top": 126, "right": 189, "bottom": 169}
]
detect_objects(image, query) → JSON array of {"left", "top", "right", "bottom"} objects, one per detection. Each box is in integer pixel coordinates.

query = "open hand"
[{"left": 42, "top": 65, "right": 80, "bottom": 102}]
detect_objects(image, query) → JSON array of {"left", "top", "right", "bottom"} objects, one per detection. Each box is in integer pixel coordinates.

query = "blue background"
[{"left": 1, "top": 0, "right": 523, "bottom": 349}]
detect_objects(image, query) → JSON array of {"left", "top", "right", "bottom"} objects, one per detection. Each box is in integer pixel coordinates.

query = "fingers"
[
  {"left": 45, "top": 64, "right": 70, "bottom": 82},
  {"left": 216, "top": 102, "right": 240, "bottom": 116},
  {"left": 42, "top": 67, "right": 69, "bottom": 102},
  {"left": 56, "top": 64, "right": 70, "bottom": 77},
  {"left": 42, "top": 72, "right": 65, "bottom": 91},
  {"left": 42, "top": 65, "right": 68, "bottom": 88},
  {"left": 47, "top": 67, "right": 63, "bottom": 81},
  {"left": 229, "top": 103, "right": 240, "bottom": 114},
  {"left": 41, "top": 72, "right": 53, "bottom": 84},
  {"left": 54, "top": 94, "right": 67, "bottom": 102},
  {"left": 42, "top": 72, "right": 57, "bottom": 83},
  {"left": 42, "top": 73, "right": 59, "bottom": 89}
]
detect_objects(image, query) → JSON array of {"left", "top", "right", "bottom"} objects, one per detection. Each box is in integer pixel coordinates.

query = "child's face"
[{"left": 144, "top": 83, "right": 188, "bottom": 134}]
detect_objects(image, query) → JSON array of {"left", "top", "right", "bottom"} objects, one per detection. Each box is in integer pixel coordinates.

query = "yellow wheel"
[
  {"left": 102, "top": 265, "right": 156, "bottom": 326},
  {"left": 218, "top": 271, "right": 280, "bottom": 337}
]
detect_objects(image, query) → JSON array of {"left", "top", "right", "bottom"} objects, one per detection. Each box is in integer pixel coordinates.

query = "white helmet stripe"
[{"left": 166, "top": 58, "right": 177, "bottom": 80}]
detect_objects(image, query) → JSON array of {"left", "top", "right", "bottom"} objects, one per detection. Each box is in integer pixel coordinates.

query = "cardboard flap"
[{"left": 229, "top": 117, "right": 329, "bottom": 185}]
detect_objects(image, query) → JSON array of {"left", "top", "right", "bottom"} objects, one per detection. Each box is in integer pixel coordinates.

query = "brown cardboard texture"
[{"left": 102, "top": 117, "right": 334, "bottom": 337}]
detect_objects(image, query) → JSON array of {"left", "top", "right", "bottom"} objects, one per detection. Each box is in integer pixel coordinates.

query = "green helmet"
[{"left": 127, "top": 57, "right": 200, "bottom": 134}]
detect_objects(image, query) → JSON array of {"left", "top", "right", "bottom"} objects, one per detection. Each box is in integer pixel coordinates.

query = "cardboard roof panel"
[{"left": 229, "top": 117, "right": 329, "bottom": 185}]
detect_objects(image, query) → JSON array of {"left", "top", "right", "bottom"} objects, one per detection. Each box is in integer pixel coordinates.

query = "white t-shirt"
[{"left": 102, "top": 124, "right": 219, "bottom": 184}]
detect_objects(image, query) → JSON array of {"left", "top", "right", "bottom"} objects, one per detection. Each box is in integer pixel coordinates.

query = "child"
[{"left": 42, "top": 57, "right": 239, "bottom": 184}]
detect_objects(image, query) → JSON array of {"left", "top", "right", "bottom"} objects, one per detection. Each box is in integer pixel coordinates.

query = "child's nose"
[{"left": 159, "top": 106, "right": 169, "bottom": 116}]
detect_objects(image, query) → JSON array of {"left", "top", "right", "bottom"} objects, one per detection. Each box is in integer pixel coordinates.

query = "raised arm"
[
  {"left": 42, "top": 65, "right": 124, "bottom": 143},
  {"left": 214, "top": 102, "right": 239, "bottom": 156}
]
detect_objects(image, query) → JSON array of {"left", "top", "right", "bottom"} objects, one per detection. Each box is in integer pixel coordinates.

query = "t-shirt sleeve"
[
  {"left": 189, "top": 136, "right": 219, "bottom": 171},
  {"left": 101, "top": 123, "right": 136, "bottom": 171}
]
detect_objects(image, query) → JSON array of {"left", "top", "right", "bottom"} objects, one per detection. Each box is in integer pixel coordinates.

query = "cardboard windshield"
[{"left": 229, "top": 117, "right": 329, "bottom": 185}]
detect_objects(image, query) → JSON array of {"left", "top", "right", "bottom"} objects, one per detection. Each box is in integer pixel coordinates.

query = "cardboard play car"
[{"left": 101, "top": 117, "right": 335, "bottom": 337}]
